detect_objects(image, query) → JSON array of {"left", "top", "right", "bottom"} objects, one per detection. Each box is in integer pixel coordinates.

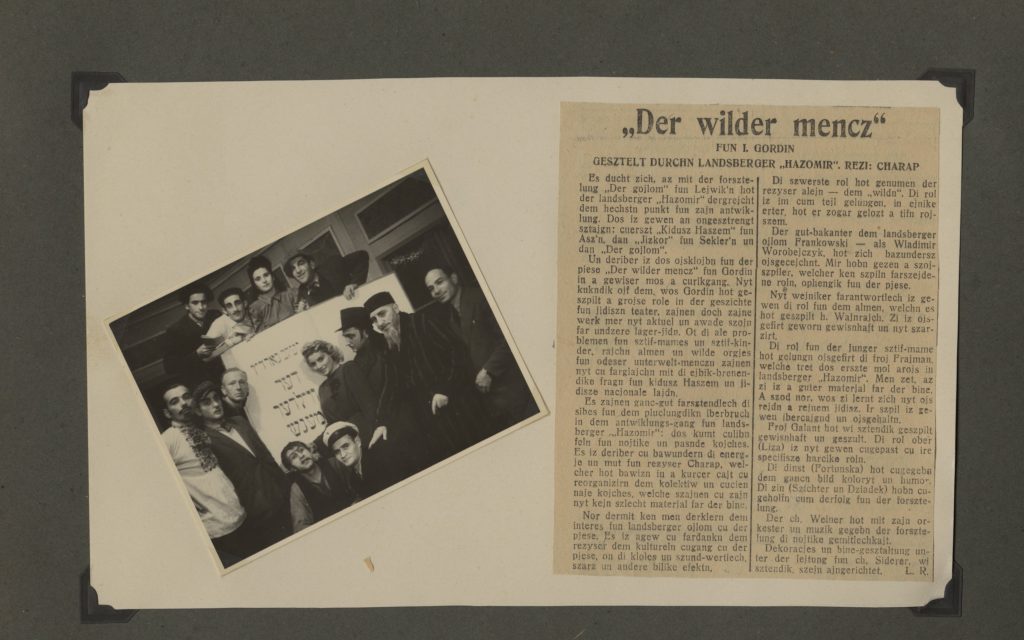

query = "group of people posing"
[{"left": 156, "top": 248, "right": 537, "bottom": 567}]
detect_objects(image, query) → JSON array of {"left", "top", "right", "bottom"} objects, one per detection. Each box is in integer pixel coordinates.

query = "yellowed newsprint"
[{"left": 556, "top": 102, "right": 953, "bottom": 583}]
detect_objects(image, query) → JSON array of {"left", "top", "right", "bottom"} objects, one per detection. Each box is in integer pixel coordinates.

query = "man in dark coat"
[
  {"left": 194, "top": 380, "right": 291, "bottom": 555},
  {"left": 366, "top": 291, "right": 489, "bottom": 467},
  {"left": 162, "top": 282, "right": 225, "bottom": 387},
  {"left": 286, "top": 250, "right": 370, "bottom": 308},
  {"left": 334, "top": 306, "right": 419, "bottom": 481},
  {"left": 424, "top": 265, "right": 537, "bottom": 430},
  {"left": 220, "top": 368, "right": 250, "bottom": 419}
]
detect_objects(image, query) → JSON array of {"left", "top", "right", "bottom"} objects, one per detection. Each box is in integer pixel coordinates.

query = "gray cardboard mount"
[{"left": 3, "top": 1, "right": 1021, "bottom": 638}]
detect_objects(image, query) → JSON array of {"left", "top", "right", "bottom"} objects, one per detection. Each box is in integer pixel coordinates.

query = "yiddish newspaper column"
[{"left": 556, "top": 103, "right": 941, "bottom": 581}]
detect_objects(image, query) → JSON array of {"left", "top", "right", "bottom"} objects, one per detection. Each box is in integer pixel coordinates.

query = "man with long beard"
[
  {"left": 364, "top": 292, "right": 487, "bottom": 467},
  {"left": 285, "top": 251, "right": 370, "bottom": 309}
]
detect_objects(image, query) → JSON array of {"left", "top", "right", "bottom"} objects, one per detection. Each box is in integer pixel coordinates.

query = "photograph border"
[{"left": 101, "top": 159, "right": 550, "bottom": 575}]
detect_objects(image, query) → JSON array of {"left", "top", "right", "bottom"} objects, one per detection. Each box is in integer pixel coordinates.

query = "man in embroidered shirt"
[
  {"left": 286, "top": 250, "right": 370, "bottom": 309},
  {"left": 194, "top": 380, "right": 291, "bottom": 555},
  {"left": 158, "top": 381, "right": 247, "bottom": 567},
  {"left": 162, "top": 282, "right": 224, "bottom": 387},
  {"left": 331, "top": 306, "right": 419, "bottom": 482}
]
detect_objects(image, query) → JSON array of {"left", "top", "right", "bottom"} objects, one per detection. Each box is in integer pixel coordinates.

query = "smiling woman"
[
  {"left": 246, "top": 255, "right": 301, "bottom": 332},
  {"left": 301, "top": 340, "right": 352, "bottom": 435},
  {"left": 302, "top": 340, "right": 342, "bottom": 378}
]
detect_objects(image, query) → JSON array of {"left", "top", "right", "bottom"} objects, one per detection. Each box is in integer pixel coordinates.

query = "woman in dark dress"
[{"left": 302, "top": 339, "right": 409, "bottom": 487}]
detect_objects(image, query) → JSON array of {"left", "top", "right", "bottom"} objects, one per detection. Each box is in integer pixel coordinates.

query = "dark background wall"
[
  {"left": 1, "top": 1, "right": 1020, "bottom": 638},
  {"left": 109, "top": 170, "right": 447, "bottom": 396}
]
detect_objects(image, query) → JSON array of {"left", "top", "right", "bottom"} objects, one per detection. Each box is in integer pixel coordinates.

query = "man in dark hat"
[
  {"left": 280, "top": 440, "right": 356, "bottom": 532},
  {"left": 365, "top": 291, "right": 489, "bottom": 466},
  {"left": 286, "top": 250, "right": 370, "bottom": 309},
  {"left": 338, "top": 307, "right": 388, "bottom": 411},
  {"left": 334, "top": 306, "right": 418, "bottom": 481},
  {"left": 194, "top": 380, "right": 291, "bottom": 554},
  {"left": 424, "top": 265, "right": 537, "bottom": 430},
  {"left": 162, "top": 282, "right": 225, "bottom": 387}
]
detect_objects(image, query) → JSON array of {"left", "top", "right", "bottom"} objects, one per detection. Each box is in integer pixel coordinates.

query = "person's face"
[
  {"left": 162, "top": 385, "right": 194, "bottom": 423},
  {"left": 342, "top": 327, "right": 368, "bottom": 352},
  {"left": 370, "top": 304, "right": 399, "bottom": 334},
  {"left": 285, "top": 445, "right": 315, "bottom": 472},
  {"left": 289, "top": 257, "right": 315, "bottom": 285},
  {"left": 197, "top": 392, "right": 224, "bottom": 423},
  {"left": 252, "top": 267, "right": 274, "bottom": 293},
  {"left": 331, "top": 434, "right": 362, "bottom": 468},
  {"left": 223, "top": 294, "right": 247, "bottom": 322},
  {"left": 221, "top": 370, "right": 249, "bottom": 403},
  {"left": 425, "top": 269, "right": 459, "bottom": 304},
  {"left": 185, "top": 293, "right": 208, "bottom": 322},
  {"left": 306, "top": 350, "right": 337, "bottom": 377}
]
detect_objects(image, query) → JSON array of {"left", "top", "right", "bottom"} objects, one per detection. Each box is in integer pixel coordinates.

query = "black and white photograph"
[{"left": 107, "top": 164, "right": 545, "bottom": 572}]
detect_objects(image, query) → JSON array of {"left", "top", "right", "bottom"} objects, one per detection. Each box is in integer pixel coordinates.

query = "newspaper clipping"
[{"left": 556, "top": 102, "right": 942, "bottom": 580}]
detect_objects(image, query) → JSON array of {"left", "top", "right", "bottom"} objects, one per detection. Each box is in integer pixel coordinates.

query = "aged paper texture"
[
  {"left": 556, "top": 103, "right": 946, "bottom": 583},
  {"left": 85, "top": 78, "right": 958, "bottom": 607}
]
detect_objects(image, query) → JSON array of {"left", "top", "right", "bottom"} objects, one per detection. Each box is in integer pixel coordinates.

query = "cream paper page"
[{"left": 85, "top": 78, "right": 959, "bottom": 607}]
